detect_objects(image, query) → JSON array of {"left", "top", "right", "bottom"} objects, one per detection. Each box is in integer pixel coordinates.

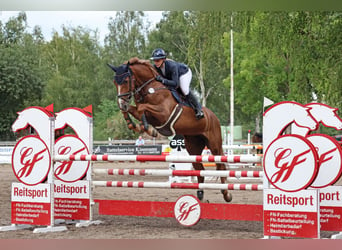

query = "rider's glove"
[
  {"left": 155, "top": 75, "right": 165, "bottom": 84},
  {"left": 155, "top": 75, "right": 177, "bottom": 88}
]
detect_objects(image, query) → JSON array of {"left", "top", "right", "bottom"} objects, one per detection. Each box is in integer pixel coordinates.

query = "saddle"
[{"left": 170, "top": 89, "right": 191, "bottom": 107}]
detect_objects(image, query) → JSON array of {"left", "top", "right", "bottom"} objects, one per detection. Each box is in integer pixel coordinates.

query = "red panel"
[
  {"left": 94, "top": 199, "right": 263, "bottom": 221},
  {"left": 200, "top": 203, "right": 263, "bottom": 221},
  {"left": 95, "top": 200, "right": 174, "bottom": 217}
]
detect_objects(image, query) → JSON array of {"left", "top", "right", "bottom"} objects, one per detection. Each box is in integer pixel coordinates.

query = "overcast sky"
[{"left": 0, "top": 11, "right": 163, "bottom": 42}]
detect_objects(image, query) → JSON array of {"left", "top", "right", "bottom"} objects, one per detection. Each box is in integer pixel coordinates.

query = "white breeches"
[{"left": 179, "top": 68, "right": 192, "bottom": 96}]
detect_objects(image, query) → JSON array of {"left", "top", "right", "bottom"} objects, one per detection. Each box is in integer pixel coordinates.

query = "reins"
[
  {"left": 134, "top": 77, "right": 155, "bottom": 95},
  {"left": 117, "top": 63, "right": 167, "bottom": 103}
]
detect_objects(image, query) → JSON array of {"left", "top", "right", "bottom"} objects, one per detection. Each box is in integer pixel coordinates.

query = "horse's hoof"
[
  {"left": 221, "top": 190, "right": 233, "bottom": 202},
  {"left": 197, "top": 190, "right": 204, "bottom": 201},
  {"left": 224, "top": 192, "right": 233, "bottom": 202}
]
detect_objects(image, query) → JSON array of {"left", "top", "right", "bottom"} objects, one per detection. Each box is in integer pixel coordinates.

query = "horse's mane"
[
  {"left": 128, "top": 57, "right": 151, "bottom": 66},
  {"left": 128, "top": 57, "right": 157, "bottom": 75}
]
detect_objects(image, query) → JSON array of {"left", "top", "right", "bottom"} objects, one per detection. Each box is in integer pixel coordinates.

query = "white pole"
[{"left": 230, "top": 14, "right": 234, "bottom": 146}]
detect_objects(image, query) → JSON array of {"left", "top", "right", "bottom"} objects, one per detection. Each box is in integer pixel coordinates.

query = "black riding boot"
[{"left": 186, "top": 91, "right": 204, "bottom": 119}]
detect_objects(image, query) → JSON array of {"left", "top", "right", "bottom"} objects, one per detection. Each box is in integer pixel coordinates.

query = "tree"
[
  {"left": 147, "top": 11, "right": 189, "bottom": 62},
  {"left": 104, "top": 11, "right": 148, "bottom": 65},
  {"left": 0, "top": 12, "right": 47, "bottom": 140},
  {"left": 186, "top": 11, "right": 231, "bottom": 125},
  {"left": 42, "top": 26, "right": 113, "bottom": 113},
  {"left": 222, "top": 11, "right": 342, "bottom": 134}
]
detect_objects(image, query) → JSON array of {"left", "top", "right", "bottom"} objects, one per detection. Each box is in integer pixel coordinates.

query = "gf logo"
[
  {"left": 174, "top": 195, "right": 201, "bottom": 226},
  {"left": 263, "top": 135, "right": 318, "bottom": 192},
  {"left": 54, "top": 135, "right": 90, "bottom": 182},
  {"left": 55, "top": 146, "right": 86, "bottom": 176},
  {"left": 271, "top": 148, "right": 311, "bottom": 184},
  {"left": 12, "top": 135, "right": 51, "bottom": 186},
  {"left": 176, "top": 201, "right": 199, "bottom": 222},
  {"left": 18, "top": 147, "right": 47, "bottom": 178}
]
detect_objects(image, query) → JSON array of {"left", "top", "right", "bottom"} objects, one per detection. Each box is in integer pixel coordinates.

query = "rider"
[{"left": 150, "top": 48, "right": 204, "bottom": 120}]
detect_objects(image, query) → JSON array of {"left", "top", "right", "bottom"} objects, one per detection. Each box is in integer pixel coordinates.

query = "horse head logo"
[
  {"left": 55, "top": 106, "right": 92, "bottom": 143},
  {"left": 306, "top": 103, "right": 342, "bottom": 130},
  {"left": 12, "top": 105, "right": 54, "bottom": 143},
  {"left": 291, "top": 103, "right": 342, "bottom": 136},
  {"left": 263, "top": 101, "right": 319, "bottom": 149}
]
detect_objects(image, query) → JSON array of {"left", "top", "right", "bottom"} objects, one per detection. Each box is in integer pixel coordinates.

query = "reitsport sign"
[
  {"left": 263, "top": 101, "right": 342, "bottom": 238},
  {"left": 7, "top": 105, "right": 94, "bottom": 232},
  {"left": 264, "top": 189, "right": 319, "bottom": 238}
]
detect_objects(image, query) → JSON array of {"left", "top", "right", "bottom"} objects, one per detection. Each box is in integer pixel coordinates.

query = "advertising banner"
[
  {"left": 319, "top": 186, "right": 342, "bottom": 231},
  {"left": 11, "top": 182, "right": 51, "bottom": 225},
  {"left": 54, "top": 180, "right": 90, "bottom": 220},
  {"left": 94, "top": 145, "right": 162, "bottom": 155},
  {"left": 263, "top": 189, "right": 319, "bottom": 238}
]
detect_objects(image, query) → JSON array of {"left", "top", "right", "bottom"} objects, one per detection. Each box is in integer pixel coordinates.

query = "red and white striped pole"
[
  {"left": 93, "top": 181, "right": 263, "bottom": 191},
  {"left": 93, "top": 169, "right": 263, "bottom": 178},
  {"left": 54, "top": 154, "right": 262, "bottom": 163}
]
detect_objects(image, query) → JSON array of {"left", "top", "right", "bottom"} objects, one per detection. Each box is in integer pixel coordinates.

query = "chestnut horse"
[{"left": 108, "top": 57, "right": 232, "bottom": 202}]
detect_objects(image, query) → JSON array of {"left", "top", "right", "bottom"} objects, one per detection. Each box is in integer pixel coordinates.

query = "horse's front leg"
[
  {"left": 121, "top": 111, "right": 141, "bottom": 133},
  {"left": 135, "top": 104, "right": 162, "bottom": 137},
  {"left": 140, "top": 113, "right": 159, "bottom": 137},
  {"left": 120, "top": 105, "right": 144, "bottom": 133},
  {"left": 123, "top": 104, "right": 159, "bottom": 137}
]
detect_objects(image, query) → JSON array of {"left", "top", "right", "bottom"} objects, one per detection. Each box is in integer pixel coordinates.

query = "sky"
[{"left": 0, "top": 11, "right": 163, "bottom": 42}]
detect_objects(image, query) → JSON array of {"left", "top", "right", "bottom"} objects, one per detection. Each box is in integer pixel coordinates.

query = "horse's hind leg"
[
  {"left": 207, "top": 141, "right": 233, "bottom": 202},
  {"left": 184, "top": 135, "right": 206, "bottom": 201},
  {"left": 217, "top": 162, "right": 233, "bottom": 202}
]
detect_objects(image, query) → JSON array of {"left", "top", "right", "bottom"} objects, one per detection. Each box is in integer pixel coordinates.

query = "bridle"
[{"left": 116, "top": 64, "right": 163, "bottom": 103}]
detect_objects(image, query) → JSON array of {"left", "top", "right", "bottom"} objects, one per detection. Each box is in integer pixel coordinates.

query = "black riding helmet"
[{"left": 150, "top": 48, "right": 167, "bottom": 60}]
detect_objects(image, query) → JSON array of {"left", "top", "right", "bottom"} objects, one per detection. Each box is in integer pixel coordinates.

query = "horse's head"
[
  {"left": 108, "top": 57, "right": 158, "bottom": 112},
  {"left": 108, "top": 62, "right": 133, "bottom": 112}
]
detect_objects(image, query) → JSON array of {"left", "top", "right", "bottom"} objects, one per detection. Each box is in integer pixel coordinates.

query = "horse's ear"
[{"left": 107, "top": 63, "right": 117, "bottom": 72}]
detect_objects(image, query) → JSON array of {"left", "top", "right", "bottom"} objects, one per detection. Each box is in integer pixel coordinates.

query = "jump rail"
[
  {"left": 93, "top": 169, "right": 263, "bottom": 178},
  {"left": 54, "top": 154, "right": 262, "bottom": 163},
  {"left": 93, "top": 181, "right": 263, "bottom": 191},
  {"left": 222, "top": 145, "right": 263, "bottom": 150}
]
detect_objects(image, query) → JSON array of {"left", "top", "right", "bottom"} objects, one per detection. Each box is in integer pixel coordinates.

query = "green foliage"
[
  {"left": 0, "top": 12, "right": 47, "bottom": 140},
  {"left": 104, "top": 11, "right": 148, "bottom": 65},
  {"left": 94, "top": 99, "right": 136, "bottom": 140},
  {"left": 41, "top": 26, "right": 115, "bottom": 113},
  {"left": 222, "top": 11, "right": 342, "bottom": 134}
]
